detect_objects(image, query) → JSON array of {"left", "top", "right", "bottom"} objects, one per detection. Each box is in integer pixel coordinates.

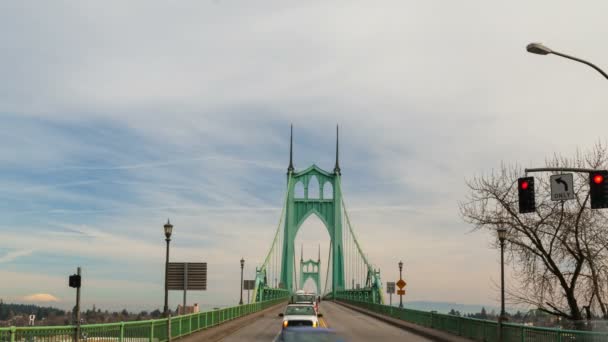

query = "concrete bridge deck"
[{"left": 215, "top": 301, "right": 432, "bottom": 341}]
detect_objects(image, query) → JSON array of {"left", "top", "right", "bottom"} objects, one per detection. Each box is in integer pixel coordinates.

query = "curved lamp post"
[{"left": 526, "top": 42, "right": 608, "bottom": 80}]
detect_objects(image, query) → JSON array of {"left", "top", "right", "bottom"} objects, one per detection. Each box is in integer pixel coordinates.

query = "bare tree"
[{"left": 460, "top": 143, "right": 608, "bottom": 328}]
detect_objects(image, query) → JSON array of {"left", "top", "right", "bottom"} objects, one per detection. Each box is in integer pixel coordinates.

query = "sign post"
[
  {"left": 244, "top": 280, "right": 255, "bottom": 304},
  {"left": 396, "top": 278, "right": 406, "bottom": 308},
  {"left": 168, "top": 262, "right": 207, "bottom": 314},
  {"left": 183, "top": 263, "right": 188, "bottom": 310},
  {"left": 386, "top": 282, "right": 395, "bottom": 307}
]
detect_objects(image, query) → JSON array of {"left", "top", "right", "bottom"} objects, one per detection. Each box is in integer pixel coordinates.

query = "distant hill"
[
  {"left": 395, "top": 300, "right": 502, "bottom": 315},
  {"left": 0, "top": 300, "right": 66, "bottom": 321}
]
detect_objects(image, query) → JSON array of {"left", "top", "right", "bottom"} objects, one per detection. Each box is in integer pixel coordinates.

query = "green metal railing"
[
  {"left": 0, "top": 296, "right": 288, "bottom": 342},
  {"left": 336, "top": 296, "right": 608, "bottom": 341},
  {"left": 254, "top": 287, "right": 290, "bottom": 303},
  {"left": 336, "top": 289, "right": 375, "bottom": 304}
]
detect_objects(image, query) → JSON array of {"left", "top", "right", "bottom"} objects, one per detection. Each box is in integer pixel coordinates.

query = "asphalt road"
[{"left": 218, "top": 301, "right": 432, "bottom": 342}]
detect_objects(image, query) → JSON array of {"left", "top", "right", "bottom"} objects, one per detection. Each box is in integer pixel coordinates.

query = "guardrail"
[
  {"left": 335, "top": 289, "right": 377, "bottom": 304},
  {"left": 253, "top": 286, "right": 290, "bottom": 303},
  {"left": 336, "top": 297, "right": 608, "bottom": 342},
  {"left": 0, "top": 296, "right": 288, "bottom": 342}
]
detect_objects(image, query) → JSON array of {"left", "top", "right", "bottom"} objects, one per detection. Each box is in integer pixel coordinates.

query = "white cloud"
[{"left": 0, "top": 249, "right": 34, "bottom": 263}]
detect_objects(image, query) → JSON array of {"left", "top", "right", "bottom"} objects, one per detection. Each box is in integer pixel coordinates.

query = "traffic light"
[
  {"left": 589, "top": 171, "right": 608, "bottom": 209},
  {"left": 518, "top": 177, "right": 535, "bottom": 213},
  {"left": 69, "top": 274, "right": 81, "bottom": 288}
]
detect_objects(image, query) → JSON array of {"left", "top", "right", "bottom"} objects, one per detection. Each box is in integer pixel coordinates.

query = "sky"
[{"left": 1, "top": 1, "right": 608, "bottom": 312}]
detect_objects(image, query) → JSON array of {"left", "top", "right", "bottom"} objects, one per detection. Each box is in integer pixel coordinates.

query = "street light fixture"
[
  {"left": 163, "top": 219, "right": 173, "bottom": 317},
  {"left": 239, "top": 258, "right": 245, "bottom": 305},
  {"left": 526, "top": 42, "right": 552, "bottom": 55},
  {"left": 497, "top": 226, "right": 507, "bottom": 241},
  {"left": 164, "top": 220, "right": 173, "bottom": 239},
  {"left": 526, "top": 42, "right": 608, "bottom": 80},
  {"left": 497, "top": 226, "right": 507, "bottom": 341}
]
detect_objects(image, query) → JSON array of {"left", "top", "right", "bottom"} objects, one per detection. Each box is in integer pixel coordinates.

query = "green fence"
[
  {"left": 0, "top": 296, "right": 287, "bottom": 342},
  {"left": 336, "top": 297, "right": 608, "bottom": 342},
  {"left": 335, "top": 289, "right": 377, "bottom": 304}
]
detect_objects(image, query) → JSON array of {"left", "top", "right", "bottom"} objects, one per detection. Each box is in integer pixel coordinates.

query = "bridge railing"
[
  {"left": 0, "top": 296, "right": 288, "bottom": 342},
  {"left": 336, "top": 296, "right": 608, "bottom": 342},
  {"left": 335, "top": 288, "right": 382, "bottom": 304},
  {"left": 255, "top": 287, "right": 290, "bottom": 303}
]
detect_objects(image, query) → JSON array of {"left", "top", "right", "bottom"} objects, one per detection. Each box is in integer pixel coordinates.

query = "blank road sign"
[
  {"left": 167, "top": 262, "right": 207, "bottom": 290},
  {"left": 386, "top": 282, "right": 395, "bottom": 294},
  {"left": 550, "top": 174, "right": 574, "bottom": 201},
  {"left": 243, "top": 280, "right": 256, "bottom": 290}
]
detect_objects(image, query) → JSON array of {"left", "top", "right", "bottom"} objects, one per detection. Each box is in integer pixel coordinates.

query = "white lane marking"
[{"left": 272, "top": 328, "right": 282, "bottom": 342}]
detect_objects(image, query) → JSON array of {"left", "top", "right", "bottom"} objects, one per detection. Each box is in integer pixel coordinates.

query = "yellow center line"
[{"left": 320, "top": 317, "right": 328, "bottom": 328}]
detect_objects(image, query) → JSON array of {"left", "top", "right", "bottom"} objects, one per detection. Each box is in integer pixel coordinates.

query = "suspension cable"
[
  {"left": 323, "top": 243, "right": 332, "bottom": 295},
  {"left": 293, "top": 251, "right": 297, "bottom": 291},
  {"left": 341, "top": 195, "right": 373, "bottom": 272},
  {"left": 260, "top": 175, "right": 292, "bottom": 273}
]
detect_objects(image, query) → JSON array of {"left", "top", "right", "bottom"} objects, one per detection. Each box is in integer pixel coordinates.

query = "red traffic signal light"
[
  {"left": 590, "top": 171, "right": 608, "bottom": 209},
  {"left": 593, "top": 174, "right": 604, "bottom": 184},
  {"left": 518, "top": 177, "right": 535, "bottom": 213}
]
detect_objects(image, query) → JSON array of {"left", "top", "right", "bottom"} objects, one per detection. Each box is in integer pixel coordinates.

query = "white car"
[
  {"left": 279, "top": 304, "right": 322, "bottom": 329},
  {"left": 290, "top": 293, "right": 319, "bottom": 314}
]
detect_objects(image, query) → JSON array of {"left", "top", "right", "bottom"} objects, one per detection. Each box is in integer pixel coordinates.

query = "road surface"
[{"left": 218, "top": 301, "right": 432, "bottom": 341}]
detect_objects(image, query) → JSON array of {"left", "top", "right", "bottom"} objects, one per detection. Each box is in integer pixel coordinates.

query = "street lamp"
[
  {"left": 398, "top": 260, "right": 404, "bottom": 309},
  {"left": 163, "top": 219, "right": 173, "bottom": 317},
  {"left": 497, "top": 226, "right": 508, "bottom": 341},
  {"left": 239, "top": 258, "right": 245, "bottom": 305},
  {"left": 526, "top": 42, "right": 608, "bottom": 80}
]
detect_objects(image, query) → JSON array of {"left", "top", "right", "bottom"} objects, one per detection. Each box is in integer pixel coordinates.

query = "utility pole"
[{"left": 76, "top": 266, "right": 81, "bottom": 324}]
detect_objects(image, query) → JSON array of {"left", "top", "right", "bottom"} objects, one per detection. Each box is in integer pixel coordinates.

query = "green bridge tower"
[
  {"left": 299, "top": 246, "right": 322, "bottom": 294},
  {"left": 280, "top": 126, "right": 345, "bottom": 298}
]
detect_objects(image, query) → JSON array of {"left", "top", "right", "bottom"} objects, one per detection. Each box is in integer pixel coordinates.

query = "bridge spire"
[
  {"left": 334, "top": 125, "right": 341, "bottom": 175},
  {"left": 318, "top": 244, "right": 320, "bottom": 262},
  {"left": 288, "top": 124, "right": 294, "bottom": 173},
  {"left": 301, "top": 244, "right": 303, "bottom": 262}
]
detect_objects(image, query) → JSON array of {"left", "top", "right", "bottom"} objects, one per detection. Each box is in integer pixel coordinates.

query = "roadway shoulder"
[
  {"left": 334, "top": 300, "right": 472, "bottom": 342},
  {"left": 175, "top": 301, "right": 286, "bottom": 342}
]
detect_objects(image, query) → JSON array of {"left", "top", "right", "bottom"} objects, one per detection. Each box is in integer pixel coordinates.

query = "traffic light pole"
[
  {"left": 525, "top": 167, "right": 599, "bottom": 174},
  {"left": 74, "top": 267, "right": 81, "bottom": 342},
  {"left": 523, "top": 167, "right": 608, "bottom": 210}
]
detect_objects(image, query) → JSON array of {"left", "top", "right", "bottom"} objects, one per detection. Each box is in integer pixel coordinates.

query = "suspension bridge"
[
  {"left": 250, "top": 126, "right": 383, "bottom": 306},
  {"left": 3, "top": 127, "right": 608, "bottom": 341}
]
